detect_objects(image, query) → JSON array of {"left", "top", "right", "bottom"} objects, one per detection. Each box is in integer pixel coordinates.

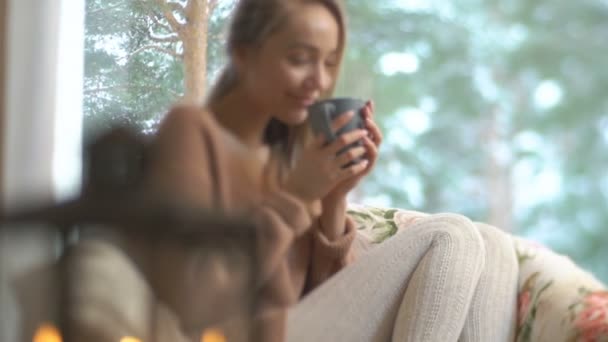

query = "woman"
[{"left": 140, "top": 0, "right": 518, "bottom": 341}]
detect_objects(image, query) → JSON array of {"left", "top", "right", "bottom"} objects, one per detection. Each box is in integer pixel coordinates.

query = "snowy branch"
[
  {"left": 156, "top": 0, "right": 185, "bottom": 33},
  {"left": 84, "top": 84, "right": 181, "bottom": 98},
  {"left": 127, "top": 44, "right": 183, "bottom": 60},
  {"left": 149, "top": 11, "right": 174, "bottom": 33},
  {"left": 148, "top": 27, "right": 181, "bottom": 43}
]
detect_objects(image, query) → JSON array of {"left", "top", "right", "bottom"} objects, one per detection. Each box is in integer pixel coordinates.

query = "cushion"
[{"left": 513, "top": 237, "right": 608, "bottom": 342}]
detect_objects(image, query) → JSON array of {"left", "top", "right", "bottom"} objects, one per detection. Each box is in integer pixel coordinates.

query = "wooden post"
[{"left": 0, "top": 0, "right": 7, "bottom": 203}]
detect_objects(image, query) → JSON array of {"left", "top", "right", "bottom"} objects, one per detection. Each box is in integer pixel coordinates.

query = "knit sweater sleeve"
[
  {"left": 252, "top": 190, "right": 312, "bottom": 287},
  {"left": 306, "top": 214, "right": 357, "bottom": 290}
]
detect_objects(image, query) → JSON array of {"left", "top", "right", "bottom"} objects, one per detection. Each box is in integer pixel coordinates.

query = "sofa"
[
  {"left": 46, "top": 204, "right": 608, "bottom": 342},
  {"left": 347, "top": 204, "right": 608, "bottom": 342},
  {"left": 8, "top": 204, "right": 605, "bottom": 341},
  {"left": 6, "top": 126, "right": 605, "bottom": 341}
]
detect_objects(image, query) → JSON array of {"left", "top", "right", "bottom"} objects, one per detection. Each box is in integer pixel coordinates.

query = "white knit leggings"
[{"left": 286, "top": 214, "right": 519, "bottom": 342}]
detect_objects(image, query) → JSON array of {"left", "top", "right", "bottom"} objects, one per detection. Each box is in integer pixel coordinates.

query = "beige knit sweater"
[{"left": 143, "top": 106, "right": 357, "bottom": 341}]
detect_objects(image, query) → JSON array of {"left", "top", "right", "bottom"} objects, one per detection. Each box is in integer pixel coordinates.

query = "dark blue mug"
[{"left": 308, "top": 97, "right": 366, "bottom": 167}]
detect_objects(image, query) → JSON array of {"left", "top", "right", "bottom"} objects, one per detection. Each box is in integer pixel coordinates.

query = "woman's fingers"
[
  {"left": 330, "top": 111, "right": 356, "bottom": 134},
  {"left": 366, "top": 117, "right": 383, "bottom": 146},
  {"left": 363, "top": 101, "right": 372, "bottom": 119},
  {"left": 362, "top": 100, "right": 375, "bottom": 118},
  {"left": 326, "top": 129, "right": 368, "bottom": 155},
  {"left": 362, "top": 100, "right": 382, "bottom": 146},
  {"left": 312, "top": 132, "right": 328, "bottom": 149},
  {"left": 335, "top": 146, "right": 367, "bottom": 168},
  {"left": 335, "top": 137, "right": 377, "bottom": 180},
  {"left": 338, "top": 158, "right": 369, "bottom": 180},
  {"left": 362, "top": 136, "right": 378, "bottom": 169},
  {"left": 311, "top": 111, "right": 356, "bottom": 148}
]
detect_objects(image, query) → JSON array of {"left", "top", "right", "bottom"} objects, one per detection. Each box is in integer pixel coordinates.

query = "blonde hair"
[{"left": 206, "top": 0, "right": 347, "bottom": 169}]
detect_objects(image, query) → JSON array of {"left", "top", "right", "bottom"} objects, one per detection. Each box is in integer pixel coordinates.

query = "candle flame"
[
  {"left": 33, "top": 324, "right": 62, "bottom": 342},
  {"left": 120, "top": 337, "right": 142, "bottom": 342},
  {"left": 201, "top": 328, "right": 226, "bottom": 342}
]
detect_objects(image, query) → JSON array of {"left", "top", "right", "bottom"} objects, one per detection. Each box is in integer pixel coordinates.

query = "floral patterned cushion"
[
  {"left": 347, "top": 204, "right": 428, "bottom": 244},
  {"left": 346, "top": 204, "right": 608, "bottom": 342},
  {"left": 513, "top": 237, "right": 608, "bottom": 342}
]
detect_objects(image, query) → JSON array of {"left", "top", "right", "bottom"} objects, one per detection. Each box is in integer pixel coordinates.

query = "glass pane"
[
  {"left": 83, "top": 0, "right": 608, "bottom": 285},
  {"left": 83, "top": 0, "right": 235, "bottom": 138},
  {"left": 336, "top": 0, "right": 608, "bottom": 282}
]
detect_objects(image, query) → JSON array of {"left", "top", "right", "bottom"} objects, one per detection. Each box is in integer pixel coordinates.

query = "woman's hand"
[
  {"left": 284, "top": 111, "right": 370, "bottom": 203},
  {"left": 324, "top": 100, "right": 382, "bottom": 202},
  {"left": 364, "top": 100, "right": 383, "bottom": 147}
]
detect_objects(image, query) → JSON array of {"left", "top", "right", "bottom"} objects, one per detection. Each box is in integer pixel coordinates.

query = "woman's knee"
[
  {"left": 425, "top": 213, "right": 483, "bottom": 241},
  {"left": 415, "top": 213, "right": 486, "bottom": 259},
  {"left": 475, "top": 223, "right": 516, "bottom": 257}
]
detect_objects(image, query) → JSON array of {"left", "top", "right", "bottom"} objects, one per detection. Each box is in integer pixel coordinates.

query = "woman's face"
[{"left": 239, "top": 2, "right": 341, "bottom": 126}]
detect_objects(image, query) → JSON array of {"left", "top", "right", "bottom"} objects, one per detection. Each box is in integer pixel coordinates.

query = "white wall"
[
  {"left": 53, "top": 0, "right": 85, "bottom": 203},
  {"left": 3, "top": 0, "right": 84, "bottom": 210},
  {"left": 1, "top": 0, "right": 84, "bottom": 341}
]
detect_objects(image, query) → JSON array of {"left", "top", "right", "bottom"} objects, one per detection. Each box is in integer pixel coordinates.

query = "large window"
[
  {"left": 84, "top": 0, "right": 608, "bottom": 282},
  {"left": 84, "top": 0, "right": 235, "bottom": 137}
]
